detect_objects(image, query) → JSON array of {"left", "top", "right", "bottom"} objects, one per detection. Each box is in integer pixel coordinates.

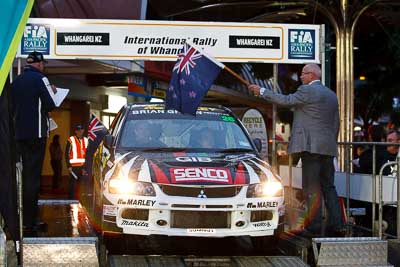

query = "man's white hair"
[{"left": 306, "top": 64, "right": 321, "bottom": 78}]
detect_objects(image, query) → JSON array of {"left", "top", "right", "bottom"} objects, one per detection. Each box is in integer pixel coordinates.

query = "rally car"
[{"left": 89, "top": 103, "right": 284, "bottom": 249}]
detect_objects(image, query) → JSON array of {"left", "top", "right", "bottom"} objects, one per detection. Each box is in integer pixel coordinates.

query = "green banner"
[{"left": 0, "top": 0, "right": 34, "bottom": 94}]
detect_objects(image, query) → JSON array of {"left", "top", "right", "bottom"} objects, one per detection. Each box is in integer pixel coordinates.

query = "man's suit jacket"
[{"left": 261, "top": 80, "right": 339, "bottom": 156}]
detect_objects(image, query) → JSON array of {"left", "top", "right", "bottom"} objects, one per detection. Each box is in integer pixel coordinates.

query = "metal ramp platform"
[
  {"left": 312, "top": 237, "right": 393, "bottom": 267},
  {"left": 23, "top": 237, "right": 98, "bottom": 266},
  {"left": 21, "top": 200, "right": 99, "bottom": 266},
  {"left": 108, "top": 255, "right": 309, "bottom": 267}
]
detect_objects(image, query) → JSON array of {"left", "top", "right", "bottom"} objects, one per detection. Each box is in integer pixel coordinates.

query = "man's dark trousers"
[
  {"left": 69, "top": 166, "right": 83, "bottom": 199},
  {"left": 301, "top": 152, "right": 343, "bottom": 234},
  {"left": 17, "top": 138, "right": 46, "bottom": 228}
]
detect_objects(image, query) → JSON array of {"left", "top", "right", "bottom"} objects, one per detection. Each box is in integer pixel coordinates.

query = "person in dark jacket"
[
  {"left": 11, "top": 51, "right": 57, "bottom": 235},
  {"left": 49, "top": 134, "right": 63, "bottom": 190},
  {"left": 358, "top": 124, "right": 386, "bottom": 174}
]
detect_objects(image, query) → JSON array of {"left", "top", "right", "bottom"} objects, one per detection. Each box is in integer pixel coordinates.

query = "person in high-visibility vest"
[{"left": 65, "top": 124, "right": 88, "bottom": 199}]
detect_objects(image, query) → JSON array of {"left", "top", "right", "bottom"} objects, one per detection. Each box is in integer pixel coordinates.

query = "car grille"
[
  {"left": 171, "top": 211, "right": 230, "bottom": 228},
  {"left": 161, "top": 185, "right": 242, "bottom": 198}
]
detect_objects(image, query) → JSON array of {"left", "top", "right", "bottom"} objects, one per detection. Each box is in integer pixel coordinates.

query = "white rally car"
[{"left": 89, "top": 104, "right": 284, "bottom": 249}]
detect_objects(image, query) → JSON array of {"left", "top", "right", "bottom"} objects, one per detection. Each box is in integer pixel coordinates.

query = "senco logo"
[
  {"left": 21, "top": 24, "right": 50, "bottom": 54},
  {"left": 170, "top": 167, "right": 231, "bottom": 183},
  {"left": 288, "top": 29, "right": 315, "bottom": 60}
]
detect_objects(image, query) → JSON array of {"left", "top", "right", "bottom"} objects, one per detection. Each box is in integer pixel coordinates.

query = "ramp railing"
[{"left": 274, "top": 140, "right": 399, "bottom": 238}]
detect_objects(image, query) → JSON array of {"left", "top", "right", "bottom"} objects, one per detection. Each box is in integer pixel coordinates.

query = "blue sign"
[
  {"left": 288, "top": 29, "right": 315, "bottom": 60},
  {"left": 21, "top": 23, "right": 50, "bottom": 55}
]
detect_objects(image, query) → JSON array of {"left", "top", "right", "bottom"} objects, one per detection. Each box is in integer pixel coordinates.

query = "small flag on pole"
[
  {"left": 165, "top": 43, "right": 224, "bottom": 115},
  {"left": 85, "top": 114, "right": 108, "bottom": 178}
]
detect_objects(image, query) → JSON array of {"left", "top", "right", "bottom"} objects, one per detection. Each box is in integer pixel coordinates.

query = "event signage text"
[{"left": 18, "top": 18, "right": 320, "bottom": 63}]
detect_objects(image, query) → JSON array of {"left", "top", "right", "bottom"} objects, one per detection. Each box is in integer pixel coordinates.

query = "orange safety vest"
[{"left": 68, "top": 136, "right": 88, "bottom": 167}]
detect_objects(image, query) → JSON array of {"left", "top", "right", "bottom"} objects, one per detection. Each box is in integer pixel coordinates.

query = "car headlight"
[
  {"left": 246, "top": 181, "right": 283, "bottom": 198},
  {"left": 108, "top": 179, "right": 156, "bottom": 196}
]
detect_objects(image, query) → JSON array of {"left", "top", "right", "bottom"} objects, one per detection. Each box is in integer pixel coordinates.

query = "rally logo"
[
  {"left": 170, "top": 167, "right": 232, "bottom": 183},
  {"left": 288, "top": 29, "right": 315, "bottom": 60},
  {"left": 21, "top": 24, "right": 50, "bottom": 55}
]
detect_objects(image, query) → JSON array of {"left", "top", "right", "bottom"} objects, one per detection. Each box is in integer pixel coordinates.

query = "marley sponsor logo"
[
  {"left": 57, "top": 32, "right": 109, "bottom": 46},
  {"left": 117, "top": 199, "right": 155, "bottom": 206},
  {"left": 21, "top": 24, "right": 50, "bottom": 55},
  {"left": 247, "top": 201, "right": 278, "bottom": 209},
  {"left": 229, "top": 35, "right": 280, "bottom": 49},
  {"left": 288, "top": 29, "right": 315, "bottom": 59},
  {"left": 121, "top": 220, "right": 149, "bottom": 227},
  {"left": 171, "top": 167, "right": 231, "bottom": 183},
  {"left": 253, "top": 222, "right": 271, "bottom": 227}
]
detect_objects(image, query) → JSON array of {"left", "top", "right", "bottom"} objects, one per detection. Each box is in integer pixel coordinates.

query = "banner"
[
  {"left": 18, "top": 18, "right": 321, "bottom": 64},
  {"left": 0, "top": 0, "right": 34, "bottom": 95},
  {"left": 242, "top": 109, "right": 268, "bottom": 159}
]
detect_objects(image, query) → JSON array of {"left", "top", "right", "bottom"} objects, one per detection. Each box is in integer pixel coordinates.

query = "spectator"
[
  {"left": 380, "top": 130, "right": 400, "bottom": 176},
  {"left": 49, "top": 134, "right": 63, "bottom": 190},
  {"left": 11, "top": 51, "right": 57, "bottom": 235},
  {"left": 358, "top": 124, "right": 386, "bottom": 174},
  {"left": 248, "top": 64, "right": 344, "bottom": 237}
]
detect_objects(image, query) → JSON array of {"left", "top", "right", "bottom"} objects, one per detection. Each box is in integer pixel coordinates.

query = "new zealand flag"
[
  {"left": 85, "top": 114, "right": 108, "bottom": 178},
  {"left": 165, "top": 43, "right": 224, "bottom": 115}
]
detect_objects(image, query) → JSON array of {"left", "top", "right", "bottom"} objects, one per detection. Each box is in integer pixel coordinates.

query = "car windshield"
[{"left": 118, "top": 108, "right": 253, "bottom": 151}]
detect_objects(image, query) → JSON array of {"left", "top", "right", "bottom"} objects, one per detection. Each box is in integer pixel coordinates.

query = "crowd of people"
[{"left": 353, "top": 124, "right": 400, "bottom": 176}]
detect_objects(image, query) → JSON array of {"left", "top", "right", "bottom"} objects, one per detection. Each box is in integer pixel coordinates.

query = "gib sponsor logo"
[
  {"left": 170, "top": 167, "right": 231, "bottom": 183},
  {"left": 288, "top": 29, "right": 315, "bottom": 60},
  {"left": 176, "top": 157, "right": 212, "bottom": 162},
  {"left": 21, "top": 24, "right": 50, "bottom": 54},
  {"left": 253, "top": 222, "right": 271, "bottom": 227},
  {"left": 121, "top": 220, "right": 149, "bottom": 227},
  {"left": 247, "top": 201, "right": 278, "bottom": 208}
]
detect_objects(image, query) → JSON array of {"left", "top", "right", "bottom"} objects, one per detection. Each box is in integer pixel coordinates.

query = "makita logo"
[
  {"left": 121, "top": 220, "right": 148, "bottom": 227},
  {"left": 171, "top": 167, "right": 231, "bottom": 183}
]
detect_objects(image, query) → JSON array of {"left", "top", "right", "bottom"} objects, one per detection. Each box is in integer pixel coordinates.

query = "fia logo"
[
  {"left": 21, "top": 24, "right": 50, "bottom": 55},
  {"left": 288, "top": 29, "right": 315, "bottom": 60},
  {"left": 197, "top": 190, "right": 207, "bottom": 198}
]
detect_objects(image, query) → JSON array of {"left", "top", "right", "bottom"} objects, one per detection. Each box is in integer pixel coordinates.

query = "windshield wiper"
[
  {"left": 140, "top": 147, "right": 189, "bottom": 152},
  {"left": 216, "top": 148, "right": 254, "bottom": 153}
]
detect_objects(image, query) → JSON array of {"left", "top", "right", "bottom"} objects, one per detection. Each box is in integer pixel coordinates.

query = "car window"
[{"left": 119, "top": 117, "right": 253, "bottom": 150}]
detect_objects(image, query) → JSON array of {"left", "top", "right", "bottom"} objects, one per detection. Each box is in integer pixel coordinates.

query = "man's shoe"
[
  {"left": 34, "top": 222, "right": 48, "bottom": 232},
  {"left": 296, "top": 229, "right": 321, "bottom": 238},
  {"left": 326, "top": 226, "right": 348, "bottom": 237},
  {"left": 23, "top": 227, "right": 38, "bottom": 237}
]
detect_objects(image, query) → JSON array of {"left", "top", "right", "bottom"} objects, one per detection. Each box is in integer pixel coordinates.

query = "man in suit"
[{"left": 248, "top": 64, "right": 344, "bottom": 237}]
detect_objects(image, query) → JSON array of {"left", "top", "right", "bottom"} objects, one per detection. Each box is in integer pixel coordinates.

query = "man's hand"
[
  {"left": 51, "top": 85, "right": 57, "bottom": 94},
  {"left": 248, "top": 84, "right": 261, "bottom": 96},
  {"left": 68, "top": 167, "right": 72, "bottom": 173}
]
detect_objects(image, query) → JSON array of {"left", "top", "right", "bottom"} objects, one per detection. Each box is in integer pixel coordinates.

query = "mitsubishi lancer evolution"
[{"left": 88, "top": 103, "right": 284, "bottom": 250}]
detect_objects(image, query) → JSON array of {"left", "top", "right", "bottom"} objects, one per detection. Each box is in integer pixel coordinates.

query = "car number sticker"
[
  {"left": 103, "top": 204, "right": 117, "bottom": 216},
  {"left": 187, "top": 229, "right": 216, "bottom": 234}
]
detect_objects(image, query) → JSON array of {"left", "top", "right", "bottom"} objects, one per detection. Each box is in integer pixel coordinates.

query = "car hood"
[{"left": 106, "top": 151, "right": 278, "bottom": 185}]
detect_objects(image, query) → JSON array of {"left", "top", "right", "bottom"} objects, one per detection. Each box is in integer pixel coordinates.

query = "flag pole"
[{"left": 223, "top": 66, "right": 250, "bottom": 87}]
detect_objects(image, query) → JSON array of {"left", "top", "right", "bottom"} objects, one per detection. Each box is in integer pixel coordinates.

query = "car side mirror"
[
  {"left": 253, "top": 138, "right": 262, "bottom": 153},
  {"left": 104, "top": 134, "right": 114, "bottom": 148}
]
